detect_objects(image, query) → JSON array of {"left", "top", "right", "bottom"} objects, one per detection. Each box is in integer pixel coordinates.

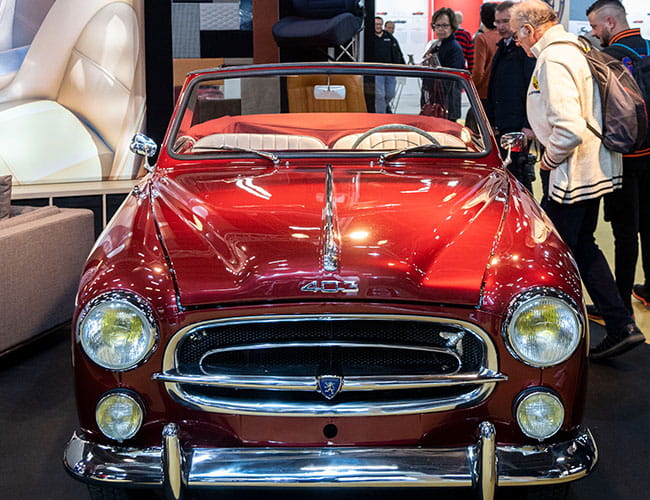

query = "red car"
[{"left": 64, "top": 63, "right": 597, "bottom": 500}]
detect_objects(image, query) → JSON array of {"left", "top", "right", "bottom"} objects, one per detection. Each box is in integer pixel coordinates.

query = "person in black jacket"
[
  {"left": 586, "top": 0, "right": 650, "bottom": 333},
  {"left": 486, "top": 1, "right": 537, "bottom": 191},
  {"left": 421, "top": 8, "right": 465, "bottom": 120},
  {"left": 372, "top": 16, "right": 405, "bottom": 113}
]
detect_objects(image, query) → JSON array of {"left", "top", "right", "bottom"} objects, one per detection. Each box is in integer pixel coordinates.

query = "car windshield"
[{"left": 170, "top": 65, "right": 488, "bottom": 158}]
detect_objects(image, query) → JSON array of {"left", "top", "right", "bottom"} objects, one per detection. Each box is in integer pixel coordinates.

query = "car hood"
[{"left": 152, "top": 162, "right": 508, "bottom": 307}]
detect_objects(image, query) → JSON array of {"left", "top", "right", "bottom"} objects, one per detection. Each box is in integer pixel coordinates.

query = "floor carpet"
[{"left": 1, "top": 323, "right": 648, "bottom": 499}]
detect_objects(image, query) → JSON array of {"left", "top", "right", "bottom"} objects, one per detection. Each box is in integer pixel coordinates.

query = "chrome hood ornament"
[{"left": 322, "top": 165, "right": 340, "bottom": 272}]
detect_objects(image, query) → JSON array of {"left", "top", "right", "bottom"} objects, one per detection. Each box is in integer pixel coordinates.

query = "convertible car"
[{"left": 64, "top": 63, "right": 597, "bottom": 500}]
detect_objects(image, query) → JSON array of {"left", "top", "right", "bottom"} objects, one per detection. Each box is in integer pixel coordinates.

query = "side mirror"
[
  {"left": 500, "top": 132, "right": 526, "bottom": 153},
  {"left": 499, "top": 132, "right": 526, "bottom": 167},
  {"left": 130, "top": 133, "right": 158, "bottom": 158}
]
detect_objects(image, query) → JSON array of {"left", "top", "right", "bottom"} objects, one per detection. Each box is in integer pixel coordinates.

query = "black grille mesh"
[{"left": 176, "top": 319, "right": 484, "bottom": 377}]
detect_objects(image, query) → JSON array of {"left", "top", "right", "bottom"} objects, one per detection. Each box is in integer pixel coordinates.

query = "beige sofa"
[{"left": 0, "top": 204, "right": 94, "bottom": 355}]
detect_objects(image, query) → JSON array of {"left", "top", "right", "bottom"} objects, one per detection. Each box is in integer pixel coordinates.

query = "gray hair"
[{"left": 511, "top": 0, "right": 558, "bottom": 29}]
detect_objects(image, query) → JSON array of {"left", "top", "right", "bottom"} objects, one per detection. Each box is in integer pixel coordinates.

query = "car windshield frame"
[{"left": 166, "top": 63, "right": 494, "bottom": 162}]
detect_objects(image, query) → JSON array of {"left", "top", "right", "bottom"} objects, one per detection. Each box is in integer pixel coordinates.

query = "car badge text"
[
  {"left": 301, "top": 280, "right": 359, "bottom": 294},
  {"left": 317, "top": 375, "right": 343, "bottom": 400}
]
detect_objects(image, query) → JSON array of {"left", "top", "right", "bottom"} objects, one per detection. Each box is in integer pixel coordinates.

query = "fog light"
[
  {"left": 516, "top": 391, "right": 564, "bottom": 441},
  {"left": 96, "top": 392, "right": 143, "bottom": 442}
]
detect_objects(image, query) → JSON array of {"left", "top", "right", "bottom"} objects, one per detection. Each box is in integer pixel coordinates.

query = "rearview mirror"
[{"left": 314, "top": 85, "right": 346, "bottom": 100}]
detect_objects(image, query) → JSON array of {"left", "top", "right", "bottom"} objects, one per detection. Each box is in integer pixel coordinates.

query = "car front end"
[{"left": 64, "top": 63, "right": 596, "bottom": 500}]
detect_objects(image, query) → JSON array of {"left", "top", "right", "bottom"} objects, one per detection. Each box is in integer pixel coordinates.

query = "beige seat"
[
  {"left": 0, "top": 0, "right": 145, "bottom": 185},
  {"left": 193, "top": 133, "right": 327, "bottom": 151},
  {"left": 332, "top": 131, "right": 467, "bottom": 150}
]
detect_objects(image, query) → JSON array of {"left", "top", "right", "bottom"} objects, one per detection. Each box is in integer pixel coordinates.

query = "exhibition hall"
[{"left": 1, "top": 1, "right": 649, "bottom": 499}]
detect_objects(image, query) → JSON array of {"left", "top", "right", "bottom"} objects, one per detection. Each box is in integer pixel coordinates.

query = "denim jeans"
[{"left": 375, "top": 76, "right": 396, "bottom": 113}]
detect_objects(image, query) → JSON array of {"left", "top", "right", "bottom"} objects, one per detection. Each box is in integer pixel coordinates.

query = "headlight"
[
  {"left": 516, "top": 390, "right": 564, "bottom": 441},
  {"left": 505, "top": 292, "right": 582, "bottom": 367},
  {"left": 96, "top": 392, "right": 144, "bottom": 441},
  {"left": 78, "top": 292, "right": 157, "bottom": 370}
]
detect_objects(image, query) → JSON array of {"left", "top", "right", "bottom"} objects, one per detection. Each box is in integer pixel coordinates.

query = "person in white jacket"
[{"left": 511, "top": 0, "right": 645, "bottom": 360}]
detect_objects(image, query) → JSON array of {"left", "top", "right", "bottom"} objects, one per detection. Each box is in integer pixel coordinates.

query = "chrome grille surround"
[{"left": 155, "top": 314, "right": 505, "bottom": 416}]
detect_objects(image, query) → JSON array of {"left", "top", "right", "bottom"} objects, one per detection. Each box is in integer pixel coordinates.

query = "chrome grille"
[{"left": 156, "top": 314, "right": 505, "bottom": 416}]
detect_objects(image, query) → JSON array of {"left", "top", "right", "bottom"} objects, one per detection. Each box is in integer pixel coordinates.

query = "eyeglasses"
[
  {"left": 432, "top": 23, "right": 450, "bottom": 29},
  {"left": 512, "top": 26, "right": 530, "bottom": 42}
]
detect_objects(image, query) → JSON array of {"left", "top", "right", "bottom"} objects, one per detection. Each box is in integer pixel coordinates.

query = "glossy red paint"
[
  {"left": 69, "top": 63, "right": 593, "bottom": 495},
  {"left": 150, "top": 159, "right": 509, "bottom": 308}
]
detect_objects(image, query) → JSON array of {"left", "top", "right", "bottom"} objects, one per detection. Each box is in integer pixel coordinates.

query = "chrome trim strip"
[
  {"left": 322, "top": 164, "right": 340, "bottom": 272},
  {"left": 153, "top": 369, "right": 507, "bottom": 392},
  {"left": 197, "top": 341, "right": 463, "bottom": 375},
  {"left": 64, "top": 427, "right": 598, "bottom": 489},
  {"left": 165, "top": 386, "right": 487, "bottom": 416},
  {"left": 161, "top": 314, "right": 499, "bottom": 416}
]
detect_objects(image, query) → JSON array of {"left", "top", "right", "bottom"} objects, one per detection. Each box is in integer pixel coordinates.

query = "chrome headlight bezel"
[
  {"left": 503, "top": 288, "right": 584, "bottom": 368},
  {"left": 515, "top": 388, "right": 565, "bottom": 441},
  {"left": 95, "top": 390, "right": 145, "bottom": 442},
  {"left": 77, "top": 291, "right": 158, "bottom": 371}
]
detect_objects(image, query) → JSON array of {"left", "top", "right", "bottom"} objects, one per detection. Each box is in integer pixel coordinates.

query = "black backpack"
[
  {"left": 610, "top": 40, "right": 650, "bottom": 151},
  {"left": 557, "top": 38, "right": 648, "bottom": 154}
]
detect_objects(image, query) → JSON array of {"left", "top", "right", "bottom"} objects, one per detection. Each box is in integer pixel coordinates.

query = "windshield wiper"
[
  {"left": 191, "top": 144, "right": 280, "bottom": 165},
  {"left": 379, "top": 143, "right": 467, "bottom": 165}
]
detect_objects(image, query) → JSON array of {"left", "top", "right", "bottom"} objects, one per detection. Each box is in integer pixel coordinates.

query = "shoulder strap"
[{"left": 610, "top": 42, "right": 646, "bottom": 59}]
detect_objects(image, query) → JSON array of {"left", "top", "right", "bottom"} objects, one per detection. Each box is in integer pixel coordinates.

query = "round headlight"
[
  {"left": 96, "top": 392, "right": 144, "bottom": 442},
  {"left": 506, "top": 294, "right": 581, "bottom": 367},
  {"left": 79, "top": 293, "right": 157, "bottom": 370},
  {"left": 516, "top": 390, "right": 564, "bottom": 441}
]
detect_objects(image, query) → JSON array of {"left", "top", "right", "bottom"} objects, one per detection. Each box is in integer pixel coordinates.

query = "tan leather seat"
[
  {"left": 193, "top": 133, "right": 327, "bottom": 151},
  {"left": 0, "top": 0, "right": 145, "bottom": 184},
  {"left": 332, "top": 131, "right": 466, "bottom": 150}
]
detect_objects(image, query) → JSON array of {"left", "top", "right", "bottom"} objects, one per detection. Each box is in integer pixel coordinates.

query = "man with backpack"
[
  {"left": 587, "top": 0, "right": 650, "bottom": 318},
  {"left": 511, "top": 0, "right": 645, "bottom": 360}
]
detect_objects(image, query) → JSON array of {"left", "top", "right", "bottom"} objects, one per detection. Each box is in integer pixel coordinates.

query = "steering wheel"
[{"left": 351, "top": 124, "right": 441, "bottom": 149}]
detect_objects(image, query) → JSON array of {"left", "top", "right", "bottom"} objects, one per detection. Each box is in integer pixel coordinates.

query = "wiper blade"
[
  {"left": 192, "top": 144, "right": 280, "bottom": 165},
  {"left": 379, "top": 143, "right": 467, "bottom": 164}
]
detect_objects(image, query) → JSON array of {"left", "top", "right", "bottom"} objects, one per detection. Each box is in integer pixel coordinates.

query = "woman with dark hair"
[
  {"left": 472, "top": 2, "right": 500, "bottom": 105},
  {"left": 420, "top": 7, "right": 465, "bottom": 120},
  {"left": 424, "top": 7, "right": 465, "bottom": 69}
]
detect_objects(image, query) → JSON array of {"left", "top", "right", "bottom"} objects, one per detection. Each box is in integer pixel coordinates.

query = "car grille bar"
[
  {"left": 158, "top": 314, "right": 502, "bottom": 416},
  {"left": 153, "top": 369, "right": 507, "bottom": 391}
]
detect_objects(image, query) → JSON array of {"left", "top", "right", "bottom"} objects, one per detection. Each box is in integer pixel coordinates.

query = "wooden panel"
[
  {"left": 173, "top": 58, "right": 225, "bottom": 88},
  {"left": 253, "top": 0, "right": 279, "bottom": 64}
]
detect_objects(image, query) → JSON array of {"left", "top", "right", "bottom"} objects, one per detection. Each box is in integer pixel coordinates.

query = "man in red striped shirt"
[
  {"left": 587, "top": 0, "right": 650, "bottom": 316},
  {"left": 454, "top": 11, "right": 474, "bottom": 70}
]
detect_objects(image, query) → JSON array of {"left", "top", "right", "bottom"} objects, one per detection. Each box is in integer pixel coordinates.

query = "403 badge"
[{"left": 300, "top": 280, "right": 359, "bottom": 294}]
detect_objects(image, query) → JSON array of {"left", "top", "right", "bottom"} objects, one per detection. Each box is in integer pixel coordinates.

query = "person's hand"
[
  {"left": 540, "top": 156, "right": 552, "bottom": 171},
  {"left": 521, "top": 127, "right": 535, "bottom": 141}
]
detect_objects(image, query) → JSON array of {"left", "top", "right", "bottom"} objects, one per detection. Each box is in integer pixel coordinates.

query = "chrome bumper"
[{"left": 64, "top": 423, "right": 598, "bottom": 500}]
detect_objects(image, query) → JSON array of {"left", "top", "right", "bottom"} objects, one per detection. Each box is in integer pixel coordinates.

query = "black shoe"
[
  {"left": 586, "top": 304, "right": 604, "bottom": 324},
  {"left": 632, "top": 284, "right": 650, "bottom": 307},
  {"left": 590, "top": 324, "right": 646, "bottom": 360}
]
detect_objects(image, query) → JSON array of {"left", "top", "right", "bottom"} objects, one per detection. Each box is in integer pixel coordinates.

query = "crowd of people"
[{"left": 373, "top": 0, "right": 649, "bottom": 361}]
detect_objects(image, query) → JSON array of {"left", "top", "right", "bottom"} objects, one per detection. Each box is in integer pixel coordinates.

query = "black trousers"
[
  {"left": 540, "top": 170, "right": 632, "bottom": 335},
  {"left": 604, "top": 154, "right": 650, "bottom": 313}
]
